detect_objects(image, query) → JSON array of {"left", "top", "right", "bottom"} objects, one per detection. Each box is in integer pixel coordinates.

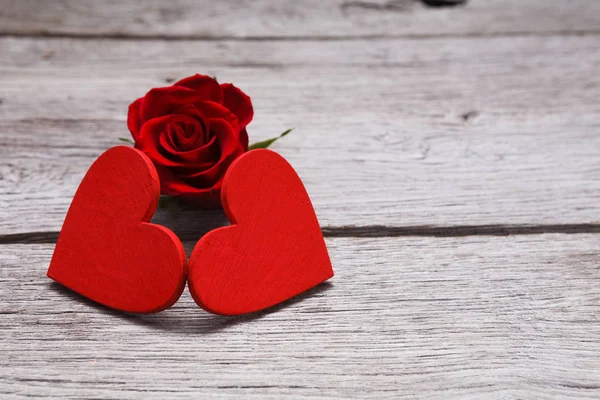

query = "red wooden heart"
[
  {"left": 188, "top": 149, "right": 334, "bottom": 315},
  {"left": 47, "top": 146, "right": 187, "bottom": 313}
]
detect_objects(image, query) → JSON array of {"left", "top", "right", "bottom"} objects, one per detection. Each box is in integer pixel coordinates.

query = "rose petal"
[
  {"left": 178, "top": 183, "right": 223, "bottom": 208},
  {"left": 177, "top": 156, "right": 229, "bottom": 188},
  {"left": 136, "top": 116, "right": 188, "bottom": 168},
  {"left": 139, "top": 113, "right": 207, "bottom": 155},
  {"left": 221, "top": 83, "right": 253, "bottom": 129},
  {"left": 156, "top": 164, "right": 202, "bottom": 195},
  {"left": 159, "top": 133, "right": 220, "bottom": 165},
  {"left": 239, "top": 128, "right": 249, "bottom": 151},
  {"left": 232, "top": 141, "right": 246, "bottom": 161},
  {"left": 194, "top": 101, "right": 239, "bottom": 132},
  {"left": 158, "top": 165, "right": 222, "bottom": 207},
  {"left": 178, "top": 132, "right": 244, "bottom": 188},
  {"left": 139, "top": 86, "right": 206, "bottom": 123},
  {"left": 175, "top": 74, "right": 223, "bottom": 103},
  {"left": 127, "top": 98, "right": 143, "bottom": 142},
  {"left": 165, "top": 123, "right": 184, "bottom": 150},
  {"left": 167, "top": 117, "right": 205, "bottom": 151},
  {"left": 172, "top": 104, "right": 212, "bottom": 143},
  {"left": 194, "top": 101, "right": 241, "bottom": 159},
  {"left": 208, "top": 118, "right": 242, "bottom": 158}
]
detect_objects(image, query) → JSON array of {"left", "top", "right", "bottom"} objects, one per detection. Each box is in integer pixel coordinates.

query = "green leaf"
[
  {"left": 248, "top": 128, "right": 294, "bottom": 150},
  {"left": 119, "top": 137, "right": 135, "bottom": 145}
]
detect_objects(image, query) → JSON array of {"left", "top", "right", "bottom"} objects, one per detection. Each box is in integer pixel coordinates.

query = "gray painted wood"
[
  {"left": 1, "top": 0, "right": 599, "bottom": 38},
  {"left": 1, "top": 235, "right": 599, "bottom": 399},
  {"left": 1, "top": 1, "right": 600, "bottom": 398},
  {"left": 1, "top": 35, "right": 599, "bottom": 236}
]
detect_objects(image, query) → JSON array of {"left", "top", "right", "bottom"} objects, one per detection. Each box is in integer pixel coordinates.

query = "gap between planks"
[
  {"left": 1, "top": 30, "right": 600, "bottom": 42},
  {"left": 2, "top": 223, "right": 600, "bottom": 245}
]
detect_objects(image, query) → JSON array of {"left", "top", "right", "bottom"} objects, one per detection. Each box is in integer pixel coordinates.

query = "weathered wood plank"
[
  {"left": 1, "top": 35, "right": 599, "bottom": 235},
  {"left": 1, "top": 235, "right": 599, "bottom": 398},
  {"left": 0, "top": 0, "right": 599, "bottom": 39}
]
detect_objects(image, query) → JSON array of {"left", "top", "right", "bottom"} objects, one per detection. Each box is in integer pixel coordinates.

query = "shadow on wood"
[
  {"left": 48, "top": 281, "right": 334, "bottom": 334},
  {"left": 151, "top": 200, "right": 229, "bottom": 245}
]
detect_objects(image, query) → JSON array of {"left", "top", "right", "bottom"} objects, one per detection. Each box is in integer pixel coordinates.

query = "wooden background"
[{"left": 1, "top": 1, "right": 599, "bottom": 398}]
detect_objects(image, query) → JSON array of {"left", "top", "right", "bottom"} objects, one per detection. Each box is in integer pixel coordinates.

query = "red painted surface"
[
  {"left": 47, "top": 146, "right": 187, "bottom": 313},
  {"left": 188, "top": 149, "right": 334, "bottom": 315}
]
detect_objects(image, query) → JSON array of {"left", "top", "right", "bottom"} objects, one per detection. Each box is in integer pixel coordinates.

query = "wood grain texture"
[
  {"left": 188, "top": 150, "right": 334, "bottom": 315},
  {"left": 1, "top": 35, "right": 599, "bottom": 235},
  {"left": 1, "top": 235, "right": 599, "bottom": 398},
  {"left": 1, "top": 2, "right": 599, "bottom": 399},
  {"left": 0, "top": 0, "right": 599, "bottom": 39}
]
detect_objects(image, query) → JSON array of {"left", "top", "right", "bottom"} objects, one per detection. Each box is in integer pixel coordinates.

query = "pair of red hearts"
[{"left": 47, "top": 146, "right": 333, "bottom": 315}]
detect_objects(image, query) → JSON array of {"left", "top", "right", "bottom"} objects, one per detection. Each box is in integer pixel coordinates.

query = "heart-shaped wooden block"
[
  {"left": 188, "top": 149, "right": 334, "bottom": 315},
  {"left": 47, "top": 146, "right": 187, "bottom": 313}
]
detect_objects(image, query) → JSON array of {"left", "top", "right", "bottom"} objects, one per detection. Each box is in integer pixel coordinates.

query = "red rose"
[{"left": 127, "top": 74, "right": 253, "bottom": 207}]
